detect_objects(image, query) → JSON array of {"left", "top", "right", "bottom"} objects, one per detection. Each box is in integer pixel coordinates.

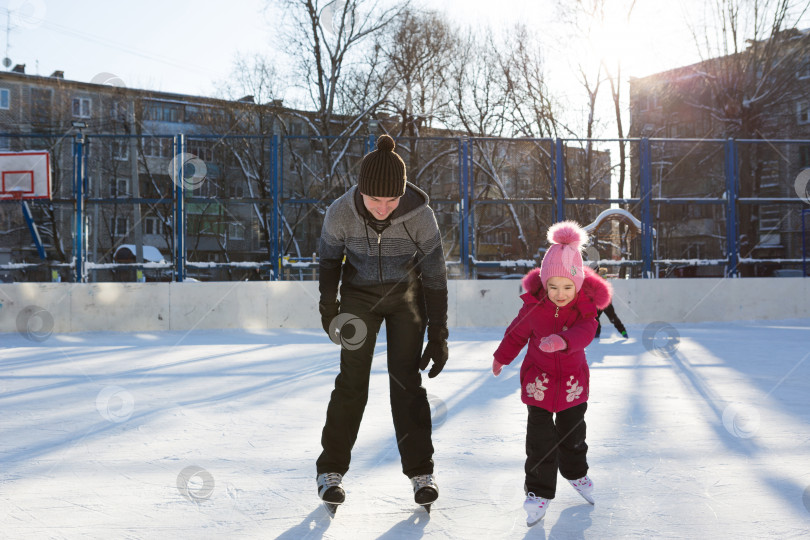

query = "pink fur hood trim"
[{"left": 521, "top": 265, "right": 613, "bottom": 310}]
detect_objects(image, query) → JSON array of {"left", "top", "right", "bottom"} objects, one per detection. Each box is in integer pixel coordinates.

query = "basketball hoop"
[{"left": 0, "top": 151, "right": 52, "bottom": 201}]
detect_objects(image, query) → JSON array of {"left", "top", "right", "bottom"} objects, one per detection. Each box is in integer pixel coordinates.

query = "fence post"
[
  {"left": 724, "top": 138, "right": 739, "bottom": 277},
  {"left": 803, "top": 209, "right": 809, "bottom": 277},
  {"left": 554, "top": 138, "right": 565, "bottom": 222},
  {"left": 72, "top": 133, "right": 86, "bottom": 283},
  {"left": 173, "top": 134, "right": 185, "bottom": 282},
  {"left": 460, "top": 137, "right": 470, "bottom": 278},
  {"left": 640, "top": 137, "right": 654, "bottom": 278},
  {"left": 270, "top": 134, "right": 281, "bottom": 281}
]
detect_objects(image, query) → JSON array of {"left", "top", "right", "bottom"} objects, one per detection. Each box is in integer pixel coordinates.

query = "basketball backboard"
[{"left": 0, "top": 151, "right": 52, "bottom": 200}]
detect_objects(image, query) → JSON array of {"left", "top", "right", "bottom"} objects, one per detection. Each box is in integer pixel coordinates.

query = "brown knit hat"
[{"left": 358, "top": 134, "right": 406, "bottom": 197}]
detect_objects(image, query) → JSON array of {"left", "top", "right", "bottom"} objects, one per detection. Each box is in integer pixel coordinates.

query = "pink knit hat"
[{"left": 539, "top": 221, "right": 588, "bottom": 292}]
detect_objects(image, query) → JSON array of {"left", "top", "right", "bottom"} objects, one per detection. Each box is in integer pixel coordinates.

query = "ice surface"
[{"left": 2, "top": 320, "right": 809, "bottom": 538}]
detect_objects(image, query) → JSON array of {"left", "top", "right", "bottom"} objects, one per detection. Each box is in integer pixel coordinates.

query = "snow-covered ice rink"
[{"left": 2, "top": 320, "right": 809, "bottom": 539}]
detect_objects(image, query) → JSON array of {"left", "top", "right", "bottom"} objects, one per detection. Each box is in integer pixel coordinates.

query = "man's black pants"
[{"left": 316, "top": 283, "right": 434, "bottom": 479}]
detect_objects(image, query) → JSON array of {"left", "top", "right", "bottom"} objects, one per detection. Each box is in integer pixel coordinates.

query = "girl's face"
[
  {"left": 362, "top": 193, "right": 400, "bottom": 220},
  {"left": 547, "top": 276, "right": 576, "bottom": 307}
]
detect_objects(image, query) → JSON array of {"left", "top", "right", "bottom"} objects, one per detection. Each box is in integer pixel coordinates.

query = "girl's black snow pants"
[
  {"left": 316, "top": 281, "right": 434, "bottom": 479},
  {"left": 524, "top": 402, "right": 588, "bottom": 499}
]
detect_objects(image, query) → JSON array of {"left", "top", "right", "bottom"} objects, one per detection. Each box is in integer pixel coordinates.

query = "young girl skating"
[{"left": 492, "top": 221, "right": 612, "bottom": 526}]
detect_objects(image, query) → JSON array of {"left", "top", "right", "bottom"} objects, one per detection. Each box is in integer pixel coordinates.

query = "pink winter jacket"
[{"left": 493, "top": 266, "right": 613, "bottom": 412}]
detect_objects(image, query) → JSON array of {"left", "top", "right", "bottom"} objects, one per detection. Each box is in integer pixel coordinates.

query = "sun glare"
[{"left": 584, "top": 11, "right": 637, "bottom": 74}]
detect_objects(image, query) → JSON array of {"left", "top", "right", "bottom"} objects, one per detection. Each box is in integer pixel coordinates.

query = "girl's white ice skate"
[
  {"left": 523, "top": 492, "right": 549, "bottom": 526},
  {"left": 568, "top": 475, "right": 594, "bottom": 504}
]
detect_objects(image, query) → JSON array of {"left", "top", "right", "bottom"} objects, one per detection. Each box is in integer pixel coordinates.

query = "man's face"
[{"left": 361, "top": 193, "right": 401, "bottom": 220}]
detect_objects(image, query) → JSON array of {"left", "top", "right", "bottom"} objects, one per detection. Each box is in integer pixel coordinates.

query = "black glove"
[
  {"left": 419, "top": 325, "right": 449, "bottom": 378},
  {"left": 319, "top": 301, "right": 340, "bottom": 336}
]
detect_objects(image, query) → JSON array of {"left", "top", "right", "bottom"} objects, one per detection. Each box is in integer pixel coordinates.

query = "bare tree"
[
  {"left": 499, "top": 24, "right": 559, "bottom": 140},
  {"left": 685, "top": 0, "right": 810, "bottom": 137},
  {"left": 272, "top": 0, "right": 405, "bottom": 132},
  {"left": 446, "top": 27, "right": 562, "bottom": 262},
  {"left": 218, "top": 54, "right": 285, "bottom": 108},
  {"left": 373, "top": 8, "right": 456, "bottom": 138}
]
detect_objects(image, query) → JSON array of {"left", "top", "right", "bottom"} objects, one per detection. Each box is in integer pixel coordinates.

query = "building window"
[
  {"left": 144, "top": 216, "right": 163, "bottom": 236},
  {"left": 799, "top": 145, "right": 810, "bottom": 168},
  {"left": 72, "top": 97, "right": 91, "bottom": 118},
  {"left": 144, "top": 101, "right": 183, "bottom": 123},
  {"left": 798, "top": 56, "right": 810, "bottom": 80},
  {"left": 111, "top": 177, "right": 130, "bottom": 198},
  {"left": 111, "top": 100, "right": 128, "bottom": 122},
  {"left": 112, "top": 140, "right": 129, "bottom": 160},
  {"left": 142, "top": 137, "right": 172, "bottom": 158},
  {"left": 0, "top": 88, "right": 9, "bottom": 109},
  {"left": 797, "top": 102, "right": 810, "bottom": 125},
  {"left": 112, "top": 217, "right": 129, "bottom": 237},
  {"left": 638, "top": 93, "right": 659, "bottom": 112},
  {"left": 185, "top": 105, "right": 212, "bottom": 124},
  {"left": 228, "top": 222, "right": 245, "bottom": 240},
  {"left": 187, "top": 138, "right": 213, "bottom": 161}
]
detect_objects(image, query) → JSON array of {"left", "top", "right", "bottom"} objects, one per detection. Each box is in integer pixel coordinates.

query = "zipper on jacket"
[
  {"left": 553, "top": 304, "right": 562, "bottom": 410},
  {"left": 377, "top": 232, "right": 383, "bottom": 284}
]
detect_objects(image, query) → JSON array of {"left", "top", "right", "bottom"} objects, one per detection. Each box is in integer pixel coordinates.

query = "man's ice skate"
[
  {"left": 317, "top": 472, "right": 345, "bottom": 517},
  {"left": 410, "top": 474, "right": 438, "bottom": 513},
  {"left": 568, "top": 475, "right": 595, "bottom": 504},
  {"left": 524, "top": 492, "right": 549, "bottom": 526}
]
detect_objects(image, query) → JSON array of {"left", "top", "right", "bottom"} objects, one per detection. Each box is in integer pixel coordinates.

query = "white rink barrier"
[{"left": 1, "top": 278, "right": 809, "bottom": 334}]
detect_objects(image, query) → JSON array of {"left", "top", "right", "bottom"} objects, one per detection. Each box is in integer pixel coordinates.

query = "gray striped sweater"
[{"left": 318, "top": 183, "right": 448, "bottom": 327}]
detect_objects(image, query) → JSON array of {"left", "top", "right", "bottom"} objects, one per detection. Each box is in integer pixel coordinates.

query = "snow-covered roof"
[{"left": 113, "top": 244, "right": 165, "bottom": 263}]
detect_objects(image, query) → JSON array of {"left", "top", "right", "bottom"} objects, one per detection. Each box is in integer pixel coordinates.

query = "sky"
[{"left": 0, "top": 0, "right": 707, "bottom": 102}]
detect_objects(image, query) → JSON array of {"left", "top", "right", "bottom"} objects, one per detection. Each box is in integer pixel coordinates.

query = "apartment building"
[{"left": 628, "top": 29, "right": 810, "bottom": 276}]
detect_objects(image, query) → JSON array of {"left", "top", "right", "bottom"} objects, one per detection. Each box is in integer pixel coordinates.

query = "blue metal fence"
[{"left": 1, "top": 134, "right": 809, "bottom": 282}]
